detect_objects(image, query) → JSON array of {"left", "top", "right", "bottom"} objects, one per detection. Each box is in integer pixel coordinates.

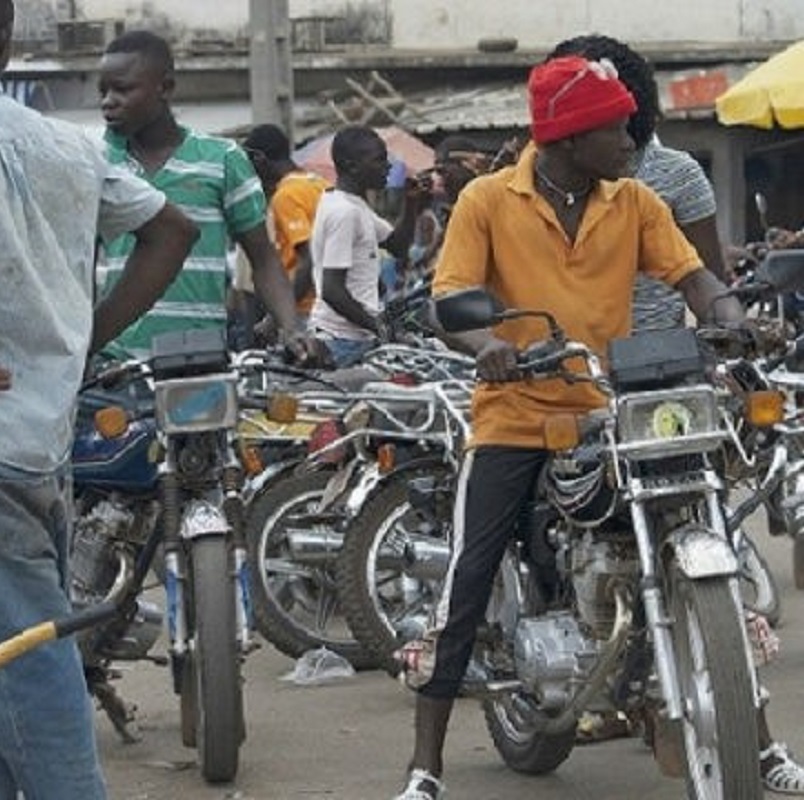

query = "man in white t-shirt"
[{"left": 308, "top": 125, "right": 424, "bottom": 367}]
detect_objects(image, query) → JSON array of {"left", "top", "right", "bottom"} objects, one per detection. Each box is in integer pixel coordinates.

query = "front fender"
[
  {"left": 180, "top": 499, "right": 229, "bottom": 540},
  {"left": 242, "top": 457, "right": 302, "bottom": 503},
  {"left": 663, "top": 526, "right": 738, "bottom": 579},
  {"left": 347, "top": 455, "right": 451, "bottom": 517}
]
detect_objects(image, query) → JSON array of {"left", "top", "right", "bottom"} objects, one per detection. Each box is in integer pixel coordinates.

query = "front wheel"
[
  {"left": 668, "top": 569, "right": 762, "bottom": 799},
  {"left": 336, "top": 467, "right": 454, "bottom": 674},
  {"left": 190, "top": 537, "right": 243, "bottom": 783}
]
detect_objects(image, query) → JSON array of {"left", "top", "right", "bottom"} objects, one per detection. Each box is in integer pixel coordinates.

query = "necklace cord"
[{"left": 535, "top": 166, "right": 592, "bottom": 207}]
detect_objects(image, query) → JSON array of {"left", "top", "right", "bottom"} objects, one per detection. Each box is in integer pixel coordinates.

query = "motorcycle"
[
  {"left": 71, "top": 330, "right": 283, "bottom": 783},
  {"left": 427, "top": 254, "right": 804, "bottom": 799},
  {"left": 244, "top": 348, "right": 472, "bottom": 668}
]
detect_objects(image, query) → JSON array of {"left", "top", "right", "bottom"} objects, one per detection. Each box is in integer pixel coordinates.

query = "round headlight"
[{"left": 651, "top": 401, "right": 692, "bottom": 439}]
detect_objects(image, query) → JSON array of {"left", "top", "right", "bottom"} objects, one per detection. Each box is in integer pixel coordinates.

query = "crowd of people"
[{"left": 2, "top": 0, "right": 804, "bottom": 795}]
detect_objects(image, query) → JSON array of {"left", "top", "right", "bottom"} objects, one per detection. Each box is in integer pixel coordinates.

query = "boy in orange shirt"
[{"left": 240, "top": 124, "right": 330, "bottom": 328}]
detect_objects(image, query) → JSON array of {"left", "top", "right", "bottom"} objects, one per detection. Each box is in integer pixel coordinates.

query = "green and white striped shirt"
[{"left": 101, "top": 126, "right": 266, "bottom": 359}]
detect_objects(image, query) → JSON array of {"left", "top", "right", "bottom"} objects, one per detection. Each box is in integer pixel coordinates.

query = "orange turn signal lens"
[
  {"left": 269, "top": 393, "right": 299, "bottom": 424},
  {"left": 240, "top": 444, "right": 265, "bottom": 477},
  {"left": 746, "top": 390, "right": 784, "bottom": 427},
  {"left": 543, "top": 413, "right": 580, "bottom": 451},
  {"left": 94, "top": 406, "right": 129, "bottom": 439},
  {"left": 377, "top": 443, "right": 396, "bottom": 473}
]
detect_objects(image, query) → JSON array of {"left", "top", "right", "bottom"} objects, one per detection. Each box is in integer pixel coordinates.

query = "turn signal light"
[
  {"left": 94, "top": 406, "right": 129, "bottom": 439},
  {"left": 745, "top": 390, "right": 784, "bottom": 427},
  {"left": 240, "top": 444, "right": 265, "bottom": 477},
  {"left": 376, "top": 443, "right": 396, "bottom": 473},
  {"left": 268, "top": 393, "right": 299, "bottom": 423},
  {"left": 543, "top": 413, "right": 580, "bottom": 451}
]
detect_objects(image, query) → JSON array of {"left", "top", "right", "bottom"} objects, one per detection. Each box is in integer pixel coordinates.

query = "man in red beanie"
[{"left": 391, "top": 55, "right": 743, "bottom": 800}]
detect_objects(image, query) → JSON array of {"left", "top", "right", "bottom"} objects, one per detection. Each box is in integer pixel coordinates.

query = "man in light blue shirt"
[{"left": 0, "top": 2, "right": 197, "bottom": 796}]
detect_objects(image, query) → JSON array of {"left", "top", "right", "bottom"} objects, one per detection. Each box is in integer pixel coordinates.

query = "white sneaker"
[
  {"left": 761, "top": 742, "right": 804, "bottom": 795},
  {"left": 394, "top": 768, "right": 446, "bottom": 799}
]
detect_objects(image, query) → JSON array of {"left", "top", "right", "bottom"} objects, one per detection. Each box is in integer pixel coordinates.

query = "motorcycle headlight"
[
  {"left": 155, "top": 374, "right": 238, "bottom": 434},
  {"left": 617, "top": 386, "right": 721, "bottom": 456}
]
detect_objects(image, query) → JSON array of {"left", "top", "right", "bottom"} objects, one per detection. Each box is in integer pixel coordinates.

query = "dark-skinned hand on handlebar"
[
  {"left": 281, "top": 330, "right": 332, "bottom": 370},
  {"left": 476, "top": 337, "right": 522, "bottom": 382}
]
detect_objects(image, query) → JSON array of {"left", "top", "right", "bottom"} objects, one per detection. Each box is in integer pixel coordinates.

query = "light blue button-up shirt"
[{"left": 0, "top": 94, "right": 165, "bottom": 472}]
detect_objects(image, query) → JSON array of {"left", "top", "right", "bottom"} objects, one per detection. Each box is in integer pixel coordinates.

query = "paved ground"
[{"left": 99, "top": 522, "right": 804, "bottom": 800}]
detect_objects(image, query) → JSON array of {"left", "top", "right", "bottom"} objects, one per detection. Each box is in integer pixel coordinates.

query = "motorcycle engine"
[
  {"left": 72, "top": 497, "right": 164, "bottom": 662},
  {"left": 72, "top": 498, "right": 136, "bottom": 605},
  {"left": 571, "top": 532, "right": 638, "bottom": 638},
  {"left": 514, "top": 612, "right": 598, "bottom": 711}
]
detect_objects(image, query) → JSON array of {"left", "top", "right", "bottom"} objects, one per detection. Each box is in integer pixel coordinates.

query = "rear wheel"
[
  {"left": 246, "top": 470, "right": 375, "bottom": 668},
  {"left": 668, "top": 568, "right": 762, "bottom": 799},
  {"left": 190, "top": 537, "right": 242, "bottom": 783},
  {"left": 482, "top": 692, "right": 576, "bottom": 774}
]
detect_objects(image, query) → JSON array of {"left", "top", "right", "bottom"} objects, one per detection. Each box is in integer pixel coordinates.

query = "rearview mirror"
[
  {"left": 434, "top": 288, "right": 506, "bottom": 332},
  {"left": 755, "top": 249, "right": 804, "bottom": 294}
]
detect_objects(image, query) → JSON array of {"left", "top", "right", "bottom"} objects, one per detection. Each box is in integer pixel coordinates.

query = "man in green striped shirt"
[{"left": 98, "top": 29, "right": 305, "bottom": 360}]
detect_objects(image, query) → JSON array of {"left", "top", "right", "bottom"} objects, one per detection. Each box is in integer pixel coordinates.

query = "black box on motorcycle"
[
  {"left": 608, "top": 328, "right": 706, "bottom": 391},
  {"left": 150, "top": 329, "right": 229, "bottom": 380}
]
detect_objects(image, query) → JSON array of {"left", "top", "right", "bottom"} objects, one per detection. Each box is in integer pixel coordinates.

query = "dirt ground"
[{"left": 99, "top": 521, "right": 804, "bottom": 800}]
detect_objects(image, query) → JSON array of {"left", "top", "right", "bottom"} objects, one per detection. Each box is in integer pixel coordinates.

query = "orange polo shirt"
[
  {"left": 432, "top": 143, "right": 703, "bottom": 449},
  {"left": 272, "top": 171, "right": 330, "bottom": 314}
]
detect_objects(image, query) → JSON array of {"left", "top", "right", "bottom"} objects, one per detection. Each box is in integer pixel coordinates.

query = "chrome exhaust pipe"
[
  {"left": 402, "top": 537, "right": 452, "bottom": 581},
  {"left": 285, "top": 527, "right": 345, "bottom": 563}
]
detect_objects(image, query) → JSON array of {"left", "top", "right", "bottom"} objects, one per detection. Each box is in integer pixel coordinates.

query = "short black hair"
[
  {"left": 331, "top": 125, "right": 383, "bottom": 172},
  {"left": 105, "top": 29, "right": 174, "bottom": 75},
  {"left": 244, "top": 123, "right": 291, "bottom": 162},
  {"left": 547, "top": 34, "right": 660, "bottom": 149}
]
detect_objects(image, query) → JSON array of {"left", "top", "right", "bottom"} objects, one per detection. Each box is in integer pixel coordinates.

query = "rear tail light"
[{"left": 307, "top": 418, "right": 348, "bottom": 463}]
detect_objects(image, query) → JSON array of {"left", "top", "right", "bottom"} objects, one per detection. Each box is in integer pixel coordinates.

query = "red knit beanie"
[{"left": 528, "top": 55, "right": 637, "bottom": 144}]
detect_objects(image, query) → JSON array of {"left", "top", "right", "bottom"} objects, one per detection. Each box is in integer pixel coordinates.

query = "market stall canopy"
[
  {"left": 292, "top": 125, "right": 434, "bottom": 186},
  {"left": 715, "top": 41, "right": 804, "bottom": 129}
]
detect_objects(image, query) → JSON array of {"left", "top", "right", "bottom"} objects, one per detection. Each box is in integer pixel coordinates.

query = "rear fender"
[{"left": 352, "top": 455, "right": 452, "bottom": 517}]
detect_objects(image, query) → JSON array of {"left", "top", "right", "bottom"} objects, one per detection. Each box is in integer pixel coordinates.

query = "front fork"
[
  {"left": 629, "top": 474, "right": 759, "bottom": 722},
  {"left": 160, "top": 435, "right": 254, "bottom": 671}
]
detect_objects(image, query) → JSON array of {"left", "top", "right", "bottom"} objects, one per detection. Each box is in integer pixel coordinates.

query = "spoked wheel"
[
  {"left": 482, "top": 691, "right": 576, "bottom": 775},
  {"left": 668, "top": 567, "right": 762, "bottom": 799},
  {"left": 337, "top": 467, "right": 453, "bottom": 674},
  {"left": 190, "top": 537, "right": 243, "bottom": 783},
  {"left": 245, "top": 470, "right": 375, "bottom": 669}
]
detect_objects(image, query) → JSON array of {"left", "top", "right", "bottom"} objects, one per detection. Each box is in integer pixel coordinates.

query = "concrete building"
[
  {"left": 7, "top": 0, "right": 804, "bottom": 242},
  {"left": 64, "top": 0, "right": 804, "bottom": 47}
]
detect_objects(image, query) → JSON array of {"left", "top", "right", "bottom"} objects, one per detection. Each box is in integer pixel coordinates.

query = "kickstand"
[{"left": 91, "top": 678, "right": 142, "bottom": 744}]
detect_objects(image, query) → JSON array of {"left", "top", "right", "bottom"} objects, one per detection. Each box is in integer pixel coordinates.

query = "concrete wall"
[
  {"left": 391, "top": 0, "right": 804, "bottom": 48},
  {"left": 67, "top": 0, "right": 804, "bottom": 43}
]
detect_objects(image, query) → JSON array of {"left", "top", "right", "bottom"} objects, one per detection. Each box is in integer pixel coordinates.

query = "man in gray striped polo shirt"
[{"left": 97, "top": 30, "right": 306, "bottom": 361}]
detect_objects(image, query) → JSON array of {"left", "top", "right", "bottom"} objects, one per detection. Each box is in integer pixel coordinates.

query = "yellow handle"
[{"left": 0, "top": 622, "right": 57, "bottom": 668}]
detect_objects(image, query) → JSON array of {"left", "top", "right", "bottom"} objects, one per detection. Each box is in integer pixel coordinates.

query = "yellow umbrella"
[{"left": 716, "top": 40, "right": 804, "bottom": 129}]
